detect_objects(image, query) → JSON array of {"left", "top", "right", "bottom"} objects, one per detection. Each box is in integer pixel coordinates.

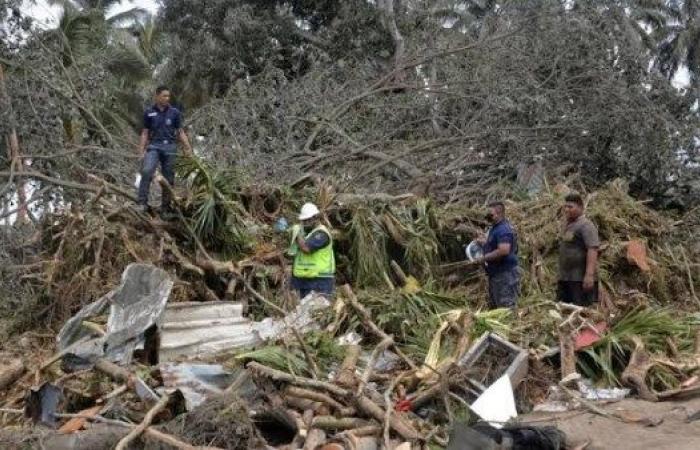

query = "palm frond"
[
  {"left": 349, "top": 207, "right": 390, "bottom": 287},
  {"left": 177, "top": 156, "right": 251, "bottom": 255},
  {"left": 235, "top": 345, "right": 308, "bottom": 376},
  {"left": 579, "top": 307, "right": 695, "bottom": 386},
  {"left": 105, "top": 42, "right": 151, "bottom": 81},
  {"left": 107, "top": 7, "right": 151, "bottom": 28}
]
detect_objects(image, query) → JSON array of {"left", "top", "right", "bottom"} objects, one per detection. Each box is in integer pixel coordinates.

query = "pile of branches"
[
  {"left": 1, "top": 156, "right": 698, "bottom": 338},
  {"left": 0, "top": 169, "right": 699, "bottom": 448}
]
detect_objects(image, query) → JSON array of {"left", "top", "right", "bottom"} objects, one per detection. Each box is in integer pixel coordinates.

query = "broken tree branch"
[
  {"left": 114, "top": 393, "right": 170, "bottom": 450},
  {"left": 247, "top": 361, "right": 349, "bottom": 397},
  {"left": 341, "top": 284, "right": 417, "bottom": 370},
  {"left": 311, "top": 416, "right": 372, "bottom": 431}
]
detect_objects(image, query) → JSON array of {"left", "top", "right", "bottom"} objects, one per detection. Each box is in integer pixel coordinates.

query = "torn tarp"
[{"left": 56, "top": 263, "right": 173, "bottom": 369}]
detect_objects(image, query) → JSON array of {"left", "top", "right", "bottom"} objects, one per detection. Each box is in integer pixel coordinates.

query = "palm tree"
[
  {"left": 655, "top": 0, "right": 700, "bottom": 87},
  {"left": 611, "top": 0, "right": 700, "bottom": 88},
  {"left": 129, "top": 15, "right": 164, "bottom": 66},
  {"left": 46, "top": 1, "right": 158, "bottom": 140},
  {"left": 48, "top": 0, "right": 150, "bottom": 66},
  {"left": 51, "top": 0, "right": 150, "bottom": 26}
]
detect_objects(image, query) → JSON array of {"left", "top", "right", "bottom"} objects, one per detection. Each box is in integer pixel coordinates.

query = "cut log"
[
  {"left": 311, "top": 416, "right": 372, "bottom": 431},
  {"left": 336, "top": 344, "right": 361, "bottom": 388},
  {"left": 354, "top": 396, "right": 419, "bottom": 441},
  {"left": 285, "top": 386, "right": 355, "bottom": 416},
  {"left": 94, "top": 358, "right": 133, "bottom": 383},
  {"left": 303, "top": 428, "right": 327, "bottom": 450}
]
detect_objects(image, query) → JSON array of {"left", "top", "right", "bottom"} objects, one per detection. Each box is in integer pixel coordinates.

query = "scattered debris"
[
  {"left": 56, "top": 263, "right": 173, "bottom": 368},
  {"left": 470, "top": 375, "right": 518, "bottom": 428},
  {"left": 159, "top": 363, "right": 235, "bottom": 410},
  {"left": 24, "top": 383, "right": 62, "bottom": 427},
  {"left": 1, "top": 178, "right": 699, "bottom": 449},
  {"left": 626, "top": 240, "right": 651, "bottom": 272},
  {"left": 459, "top": 332, "right": 529, "bottom": 389},
  {"left": 161, "top": 293, "right": 329, "bottom": 361}
]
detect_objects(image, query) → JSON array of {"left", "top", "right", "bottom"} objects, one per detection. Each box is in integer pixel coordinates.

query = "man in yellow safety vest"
[{"left": 288, "top": 202, "right": 335, "bottom": 298}]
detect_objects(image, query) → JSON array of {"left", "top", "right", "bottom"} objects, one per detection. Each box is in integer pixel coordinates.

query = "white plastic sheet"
[{"left": 470, "top": 374, "right": 517, "bottom": 428}]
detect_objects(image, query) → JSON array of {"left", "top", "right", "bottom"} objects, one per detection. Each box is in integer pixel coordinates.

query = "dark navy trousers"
[{"left": 138, "top": 144, "right": 177, "bottom": 208}]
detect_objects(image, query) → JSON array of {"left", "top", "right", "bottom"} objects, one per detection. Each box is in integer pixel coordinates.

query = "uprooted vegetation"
[
  {"left": 2, "top": 162, "right": 698, "bottom": 339},
  {"left": 0, "top": 156, "right": 699, "bottom": 448}
]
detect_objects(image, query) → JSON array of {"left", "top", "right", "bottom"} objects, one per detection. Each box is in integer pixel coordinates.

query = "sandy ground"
[{"left": 520, "top": 396, "right": 700, "bottom": 449}]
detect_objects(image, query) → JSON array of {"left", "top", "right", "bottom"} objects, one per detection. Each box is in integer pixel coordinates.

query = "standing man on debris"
[
  {"left": 558, "top": 192, "right": 600, "bottom": 306},
  {"left": 137, "top": 86, "right": 193, "bottom": 214},
  {"left": 477, "top": 201, "right": 520, "bottom": 309},
  {"left": 288, "top": 202, "right": 335, "bottom": 298},
  {"left": 476, "top": 201, "right": 520, "bottom": 309}
]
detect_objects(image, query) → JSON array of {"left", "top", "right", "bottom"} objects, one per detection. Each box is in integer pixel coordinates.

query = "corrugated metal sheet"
[
  {"left": 160, "top": 302, "right": 259, "bottom": 361},
  {"left": 159, "top": 294, "right": 330, "bottom": 361}
]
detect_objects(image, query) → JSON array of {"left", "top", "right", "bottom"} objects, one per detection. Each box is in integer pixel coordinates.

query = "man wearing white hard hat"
[{"left": 287, "top": 202, "right": 335, "bottom": 298}]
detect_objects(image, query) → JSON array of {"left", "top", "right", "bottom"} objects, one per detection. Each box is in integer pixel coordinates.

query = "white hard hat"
[{"left": 299, "top": 202, "right": 320, "bottom": 221}]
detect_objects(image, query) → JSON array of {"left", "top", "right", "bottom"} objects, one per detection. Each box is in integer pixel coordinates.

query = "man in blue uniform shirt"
[
  {"left": 137, "top": 86, "right": 193, "bottom": 213},
  {"left": 475, "top": 201, "right": 519, "bottom": 309}
]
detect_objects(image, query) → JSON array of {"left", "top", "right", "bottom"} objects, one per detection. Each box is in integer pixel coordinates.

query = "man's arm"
[
  {"left": 481, "top": 242, "right": 511, "bottom": 263},
  {"left": 178, "top": 129, "right": 193, "bottom": 156},
  {"left": 296, "top": 235, "right": 311, "bottom": 253},
  {"left": 296, "top": 230, "right": 329, "bottom": 254},
  {"left": 583, "top": 248, "right": 598, "bottom": 291},
  {"left": 138, "top": 129, "right": 149, "bottom": 156},
  {"left": 581, "top": 221, "right": 600, "bottom": 291}
]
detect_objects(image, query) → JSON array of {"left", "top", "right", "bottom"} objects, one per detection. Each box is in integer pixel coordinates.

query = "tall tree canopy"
[{"left": 1, "top": 0, "right": 699, "bottom": 220}]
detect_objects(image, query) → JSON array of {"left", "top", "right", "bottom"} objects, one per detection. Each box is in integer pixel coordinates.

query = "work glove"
[
  {"left": 287, "top": 224, "right": 302, "bottom": 256},
  {"left": 290, "top": 224, "right": 302, "bottom": 240}
]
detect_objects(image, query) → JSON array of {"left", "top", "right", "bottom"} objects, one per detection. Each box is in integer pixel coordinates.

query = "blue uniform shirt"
[
  {"left": 483, "top": 219, "right": 518, "bottom": 276},
  {"left": 143, "top": 104, "right": 182, "bottom": 145}
]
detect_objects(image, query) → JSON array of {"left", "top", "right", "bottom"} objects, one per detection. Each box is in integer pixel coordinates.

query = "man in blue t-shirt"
[
  {"left": 475, "top": 201, "right": 519, "bottom": 309},
  {"left": 137, "top": 86, "right": 193, "bottom": 214}
]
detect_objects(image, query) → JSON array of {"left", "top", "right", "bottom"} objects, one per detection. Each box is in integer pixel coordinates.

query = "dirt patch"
[{"left": 520, "top": 397, "right": 700, "bottom": 450}]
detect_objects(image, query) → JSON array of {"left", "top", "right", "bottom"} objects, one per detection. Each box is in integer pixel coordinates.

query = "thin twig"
[
  {"left": 356, "top": 337, "right": 393, "bottom": 397},
  {"left": 115, "top": 393, "right": 170, "bottom": 450},
  {"left": 383, "top": 372, "right": 407, "bottom": 448}
]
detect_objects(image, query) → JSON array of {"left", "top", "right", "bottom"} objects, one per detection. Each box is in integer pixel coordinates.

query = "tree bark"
[
  {"left": 0, "top": 64, "right": 29, "bottom": 225},
  {"left": 380, "top": 0, "right": 405, "bottom": 82}
]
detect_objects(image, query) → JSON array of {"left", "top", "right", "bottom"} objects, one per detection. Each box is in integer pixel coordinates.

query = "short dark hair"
[
  {"left": 155, "top": 85, "right": 170, "bottom": 94},
  {"left": 488, "top": 201, "right": 505, "bottom": 214},
  {"left": 565, "top": 192, "right": 584, "bottom": 207}
]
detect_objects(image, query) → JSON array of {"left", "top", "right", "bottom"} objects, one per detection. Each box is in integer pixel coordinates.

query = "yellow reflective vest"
[{"left": 292, "top": 225, "right": 335, "bottom": 279}]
